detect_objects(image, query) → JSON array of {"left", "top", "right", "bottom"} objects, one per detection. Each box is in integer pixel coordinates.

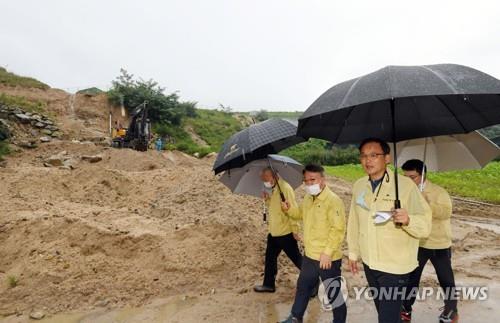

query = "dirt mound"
[{"left": 0, "top": 142, "right": 294, "bottom": 316}]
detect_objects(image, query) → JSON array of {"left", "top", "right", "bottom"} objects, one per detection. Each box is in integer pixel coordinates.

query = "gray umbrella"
[
  {"left": 213, "top": 118, "right": 304, "bottom": 175},
  {"left": 298, "top": 64, "right": 500, "bottom": 209},
  {"left": 392, "top": 131, "right": 500, "bottom": 172},
  {"left": 218, "top": 154, "right": 303, "bottom": 198}
]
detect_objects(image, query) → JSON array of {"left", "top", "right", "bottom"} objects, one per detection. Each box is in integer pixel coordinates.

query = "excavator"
[{"left": 111, "top": 101, "right": 151, "bottom": 151}]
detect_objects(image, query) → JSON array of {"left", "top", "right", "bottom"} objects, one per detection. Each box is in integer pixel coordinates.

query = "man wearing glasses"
[{"left": 347, "top": 138, "right": 432, "bottom": 323}]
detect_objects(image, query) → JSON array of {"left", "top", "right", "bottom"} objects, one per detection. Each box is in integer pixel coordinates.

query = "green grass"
[
  {"left": 153, "top": 123, "right": 212, "bottom": 157},
  {"left": 325, "top": 162, "right": 500, "bottom": 204},
  {"left": 7, "top": 275, "right": 18, "bottom": 288},
  {"left": 77, "top": 87, "right": 104, "bottom": 96},
  {"left": 266, "top": 111, "right": 303, "bottom": 119},
  {"left": 0, "top": 93, "right": 48, "bottom": 115},
  {"left": 0, "top": 67, "right": 49, "bottom": 90},
  {"left": 281, "top": 139, "right": 360, "bottom": 166},
  {"left": 185, "top": 109, "right": 243, "bottom": 149},
  {"left": 0, "top": 141, "right": 10, "bottom": 160}
]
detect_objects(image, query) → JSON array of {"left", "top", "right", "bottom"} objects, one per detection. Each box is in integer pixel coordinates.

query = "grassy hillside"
[
  {"left": 325, "top": 162, "right": 500, "bottom": 203},
  {"left": 154, "top": 109, "right": 244, "bottom": 157},
  {"left": 267, "top": 111, "right": 302, "bottom": 119},
  {"left": 0, "top": 67, "right": 49, "bottom": 89},
  {"left": 0, "top": 93, "right": 48, "bottom": 114}
]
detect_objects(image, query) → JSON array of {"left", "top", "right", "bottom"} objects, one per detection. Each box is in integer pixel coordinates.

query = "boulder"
[
  {"left": 17, "top": 140, "right": 38, "bottom": 149},
  {"left": 81, "top": 155, "right": 103, "bottom": 163},
  {"left": 40, "top": 136, "right": 51, "bottom": 143},
  {"left": 15, "top": 113, "right": 32, "bottom": 123},
  {"left": 0, "top": 119, "right": 10, "bottom": 140},
  {"left": 46, "top": 155, "right": 65, "bottom": 167}
]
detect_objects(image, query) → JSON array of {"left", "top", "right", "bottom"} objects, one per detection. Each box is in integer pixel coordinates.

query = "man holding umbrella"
[
  {"left": 254, "top": 167, "right": 302, "bottom": 293},
  {"left": 280, "top": 164, "right": 347, "bottom": 323},
  {"left": 401, "top": 159, "right": 458, "bottom": 323},
  {"left": 347, "top": 138, "right": 432, "bottom": 323}
]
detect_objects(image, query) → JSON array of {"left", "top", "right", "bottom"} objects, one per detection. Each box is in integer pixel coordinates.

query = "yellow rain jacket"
[
  {"left": 347, "top": 171, "right": 432, "bottom": 274},
  {"left": 286, "top": 185, "right": 346, "bottom": 261},
  {"left": 265, "top": 178, "right": 299, "bottom": 237},
  {"left": 419, "top": 181, "right": 453, "bottom": 249}
]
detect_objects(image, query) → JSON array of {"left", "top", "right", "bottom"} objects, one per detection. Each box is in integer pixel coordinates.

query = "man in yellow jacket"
[
  {"left": 254, "top": 167, "right": 302, "bottom": 293},
  {"left": 280, "top": 164, "right": 347, "bottom": 323},
  {"left": 401, "top": 159, "right": 458, "bottom": 323},
  {"left": 347, "top": 138, "right": 432, "bottom": 323}
]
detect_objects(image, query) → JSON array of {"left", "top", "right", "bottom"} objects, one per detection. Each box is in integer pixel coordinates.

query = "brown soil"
[{"left": 0, "top": 85, "right": 499, "bottom": 322}]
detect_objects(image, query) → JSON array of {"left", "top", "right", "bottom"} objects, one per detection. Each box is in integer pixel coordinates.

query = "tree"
[
  {"left": 254, "top": 109, "right": 269, "bottom": 122},
  {"left": 107, "top": 69, "right": 192, "bottom": 125}
]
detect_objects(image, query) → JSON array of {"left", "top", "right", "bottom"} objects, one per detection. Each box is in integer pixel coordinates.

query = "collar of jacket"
[
  {"left": 309, "top": 184, "right": 330, "bottom": 201},
  {"left": 365, "top": 168, "right": 391, "bottom": 186}
]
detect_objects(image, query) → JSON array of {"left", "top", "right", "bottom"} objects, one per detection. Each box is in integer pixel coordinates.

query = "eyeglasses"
[{"left": 359, "top": 153, "right": 386, "bottom": 160}]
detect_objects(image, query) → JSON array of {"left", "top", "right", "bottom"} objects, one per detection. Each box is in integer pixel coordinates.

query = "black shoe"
[
  {"left": 278, "top": 314, "right": 302, "bottom": 323},
  {"left": 439, "top": 307, "right": 459, "bottom": 323},
  {"left": 253, "top": 285, "right": 276, "bottom": 293}
]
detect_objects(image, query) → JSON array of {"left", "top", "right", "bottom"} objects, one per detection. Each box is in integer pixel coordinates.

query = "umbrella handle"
[
  {"left": 394, "top": 199, "right": 402, "bottom": 227},
  {"left": 279, "top": 192, "right": 285, "bottom": 202}
]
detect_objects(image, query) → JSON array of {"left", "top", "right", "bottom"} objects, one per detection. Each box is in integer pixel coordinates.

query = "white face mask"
[
  {"left": 263, "top": 181, "right": 273, "bottom": 188},
  {"left": 305, "top": 183, "right": 321, "bottom": 196}
]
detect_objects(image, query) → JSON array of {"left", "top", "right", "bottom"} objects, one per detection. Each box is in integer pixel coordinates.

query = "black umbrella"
[
  {"left": 298, "top": 64, "right": 500, "bottom": 209},
  {"left": 213, "top": 118, "right": 304, "bottom": 174},
  {"left": 213, "top": 118, "right": 305, "bottom": 202}
]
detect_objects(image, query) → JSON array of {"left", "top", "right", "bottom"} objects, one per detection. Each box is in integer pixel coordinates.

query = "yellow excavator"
[{"left": 111, "top": 102, "right": 151, "bottom": 151}]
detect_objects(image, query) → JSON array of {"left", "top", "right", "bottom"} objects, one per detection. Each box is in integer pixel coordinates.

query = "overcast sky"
[{"left": 1, "top": 0, "right": 499, "bottom": 111}]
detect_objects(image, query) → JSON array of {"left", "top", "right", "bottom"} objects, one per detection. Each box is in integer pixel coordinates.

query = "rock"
[
  {"left": 81, "top": 155, "right": 102, "bottom": 163},
  {"left": 29, "top": 311, "right": 45, "bottom": 320},
  {"left": 46, "top": 125, "right": 59, "bottom": 131},
  {"left": 30, "top": 129, "right": 39, "bottom": 136},
  {"left": 51, "top": 131, "right": 62, "bottom": 138},
  {"left": 17, "top": 140, "right": 37, "bottom": 149},
  {"left": 41, "top": 129, "right": 53, "bottom": 135},
  {"left": 193, "top": 152, "right": 200, "bottom": 158},
  {"left": 40, "top": 136, "right": 51, "bottom": 143},
  {"left": 204, "top": 152, "right": 217, "bottom": 159},
  {"left": 0, "top": 119, "right": 10, "bottom": 140},
  {"left": 15, "top": 113, "right": 32, "bottom": 123},
  {"left": 34, "top": 122, "right": 45, "bottom": 128},
  {"left": 46, "top": 156, "right": 64, "bottom": 167},
  {"left": 95, "top": 299, "right": 110, "bottom": 307},
  {"left": 0, "top": 160, "right": 7, "bottom": 168}
]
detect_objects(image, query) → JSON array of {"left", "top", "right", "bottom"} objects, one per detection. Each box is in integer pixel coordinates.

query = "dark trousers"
[
  {"left": 363, "top": 263, "right": 409, "bottom": 323},
  {"left": 403, "top": 247, "right": 457, "bottom": 312},
  {"left": 263, "top": 233, "right": 302, "bottom": 288},
  {"left": 291, "top": 256, "right": 347, "bottom": 323}
]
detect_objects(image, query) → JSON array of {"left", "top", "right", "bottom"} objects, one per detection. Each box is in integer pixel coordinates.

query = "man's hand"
[
  {"left": 348, "top": 259, "right": 359, "bottom": 275},
  {"left": 261, "top": 191, "right": 269, "bottom": 200},
  {"left": 319, "top": 253, "right": 332, "bottom": 270},
  {"left": 392, "top": 208, "right": 410, "bottom": 226},
  {"left": 293, "top": 233, "right": 301, "bottom": 241},
  {"left": 281, "top": 200, "right": 290, "bottom": 212}
]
